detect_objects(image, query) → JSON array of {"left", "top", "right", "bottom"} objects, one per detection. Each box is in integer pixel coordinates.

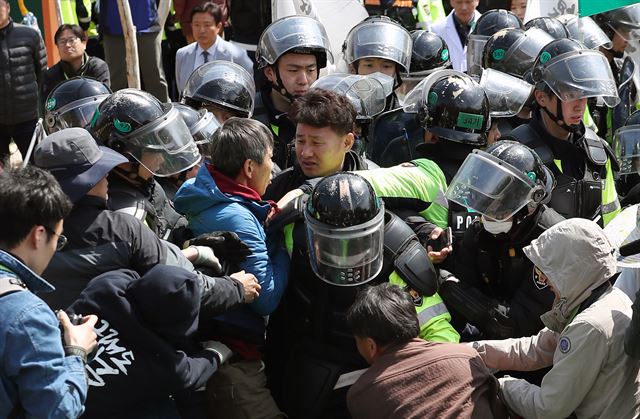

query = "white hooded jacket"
[{"left": 474, "top": 218, "right": 640, "bottom": 419}]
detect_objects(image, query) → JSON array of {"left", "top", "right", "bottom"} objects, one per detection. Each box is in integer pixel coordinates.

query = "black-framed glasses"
[
  {"left": 56, "top": 36, "right": 79, "bottom": 46},
  {"left": 43, "top": 226, "right": 68, "bottom": 251},
  {"left": 532, "top": 266, "right": 548, "bottom": 290}
]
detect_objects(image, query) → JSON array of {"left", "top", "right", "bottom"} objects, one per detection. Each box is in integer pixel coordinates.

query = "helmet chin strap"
[
  {"left": 540, "top": 97, "right": 581, "bottom": 134},
  {"left": 112, "top": 161, "right": 154, "bottom": 194},
  {"left": 271, "top": 66, "right": 298, "bottom": 103}
]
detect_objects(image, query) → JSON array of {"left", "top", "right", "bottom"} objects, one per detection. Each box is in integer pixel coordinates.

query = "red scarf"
[{"left": 207, "top": 163, "right": 279, "bottom": 212}]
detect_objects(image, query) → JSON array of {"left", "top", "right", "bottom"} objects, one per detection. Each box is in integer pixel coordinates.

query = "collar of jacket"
[
  {"left": 0, "top": 249, "right": 55, "bottom": 293},
  {"left": 0, "top": 18, "right": 13, "bottom": 36},
  {"left": 61, "top": 52, "right": 89, "bottom": 79},
  {"left": 73, "top": 194, "right": 108, "bottom": 210}
]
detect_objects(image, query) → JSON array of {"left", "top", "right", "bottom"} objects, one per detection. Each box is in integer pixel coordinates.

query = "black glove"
[{"left": 186, "top": 232, "right": 252, "bottom": 266}]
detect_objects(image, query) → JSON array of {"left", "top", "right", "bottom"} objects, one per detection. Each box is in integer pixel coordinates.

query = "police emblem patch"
[
  {"left": 559, "top": 336, "right": 571, "bottom": 353},
  {"left": 404, "top": 286, "right": 423, "bottom": 306}
]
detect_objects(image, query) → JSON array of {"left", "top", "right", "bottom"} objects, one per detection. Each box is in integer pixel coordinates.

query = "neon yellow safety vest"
[
  {"left": 416, "top": 0, "right": 446, "bottom": 29},
  {"left": 553, "top": 159, "right": 620, "bottom": 226},
  {"left": 353, "top": 158, "right": 450, "bottom": 229},
  {"left": 389, "top": 271, "right": 459, "bottom": 343},
  {"left": 59, "top": 0, "right": 96, "bottom": 37}
]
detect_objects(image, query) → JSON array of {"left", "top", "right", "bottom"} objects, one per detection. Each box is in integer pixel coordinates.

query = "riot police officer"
[
  {"left": 343, "top": 15, "right": 412, "bottom": 111},
  {"left": 367, "top": 30, "right": 451, "bottom": 167},
  {"left": 466, "top": 9, "right": 523, "bottom": 76},
  {"left": 44, "top": 76, "right": 111, "bottom": 134},
  {"left": 271, "top": 172, "right": 454, "bottom": 419},
  {"left": 508, "top": 38, "right": 621, "bottom": 226},
  {"left": 254, "top": 15, "right": 333, "bottom": 169},
  {"left": 592, "top": 4, "right": 640, "bottom": 142},
  {"left": 90, "top": 88, "right": 201, "bottom": 244},
  {"left": 408, "top": 71, "right": 491, "bottom": 243},
  {"left": 523, "top": 16, "right": 570, "bottom": 40},
  {"left": 180, "top": 60, "right": 255, "bottom": 123},
  {"left": 157, "top": 103, "right": 220, "bottom": 200},
  {"left": 443, "top": 140, "right": 562, "bottom": 340}
]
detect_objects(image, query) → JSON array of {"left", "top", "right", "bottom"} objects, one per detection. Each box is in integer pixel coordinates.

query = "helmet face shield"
[
  {"left": 467, "top": 35, "right": 489, "bottom": 76},
  {"left": 613, "top": 126, "right": 640, "bottom": 175},
  {"left": 181, "top": 61, "right": 256, "bottom": 117},
  {"left": 562, "top": 15, "right": 612, "bottom": 50},
  {"left": 305, "top": 201, "right": 385, "bottom": 286},
  {"left": 446, "top": 150, "right": 541, "bottom": 221},
  {"left": 345, "top": 22, "right": 412, "bottom": 71},
  {"left": 311, "top": 73, "right": 393, "bottom": 119},
  {"left": 480, "top": 68, "right": 533, "bottom": 117},
  {"left": 126, "top": 106, "right": 201, "bottom": 177},
  {"left": 538, "top": 51, "right": 620, "bottom": 107},
  {"left": 402, "top": 69, "right": 461, "bottom": 113},
  {"left": 46, "top": 95, "right": 108, "bottom": 133},
  {"left": 191, "top": 110, "right": 220, "bottom": 145},
  {"left": 502, "top": 28, "right": 555, "bottom": 77},
  {"left": 608, "top": 5, "right": 640, "bottom": 41},
  {"left": 257, "top": 16, "right": 333, "bottom": 68}
]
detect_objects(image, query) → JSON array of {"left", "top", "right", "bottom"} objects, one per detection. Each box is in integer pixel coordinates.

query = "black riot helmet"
[
  {"left": 467, "top": 9, "right": 524, "bottom": 75},
  {"left": 45, "top": 76, "right": 112, "bottom": 134},
  {"left": 524, "top": 17, "right": 570, "bottom": 40},
  {"left": 447, "top": 140, "right": 554, "bottom": 221},
  {"left": 613, "top": 110, "right": 640, "bottom": 175},
  {"left": 304, "top": 172, "right": 385, "bottom": 286},
  {"left": 482, "top": 28, "right": 554, "bottom": 79},
  {"left": 594, "top": 4, "right": 640, "bottom": 43},
  {"left": 173, "top": 103, "right": 220, "bottom": 146},
  {"left": 417, "top": 73, "right": 491, "bottom": 146},
  {"left": 90, "top": 89, "right": 200, "bottom": 177},
  {"left": 181, "top": 61, "right": 255, "bottom": 118},
  {"left": 471, "top": 9, "right": 523, "bottom": 37},
  {"left": 531, "top": 38, "right": 619, "bottom": 132},
  {"left": 405, "top": 30, "right": 452, "bottom": 79}
]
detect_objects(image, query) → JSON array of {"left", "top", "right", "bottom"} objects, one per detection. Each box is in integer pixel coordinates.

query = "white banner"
[
  {"left": 524, "top": 0, "right": 578, "bottom": 23},
  {"left": 272, "top": 0, "right": 369, "bottom": 74}
]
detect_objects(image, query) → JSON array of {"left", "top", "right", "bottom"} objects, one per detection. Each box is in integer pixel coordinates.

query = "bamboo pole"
[{"left": 116, "top": 0, "right": 141, "bottom": 89}]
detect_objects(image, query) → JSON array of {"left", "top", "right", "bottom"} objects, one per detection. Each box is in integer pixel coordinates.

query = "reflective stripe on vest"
[{"left": 417, "top": 301, "right": 448, "bottom": 325}]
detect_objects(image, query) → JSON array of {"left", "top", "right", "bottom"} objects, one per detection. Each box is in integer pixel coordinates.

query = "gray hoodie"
[{"left": 474, "top": 218, "right": 640, "bottom": 419}]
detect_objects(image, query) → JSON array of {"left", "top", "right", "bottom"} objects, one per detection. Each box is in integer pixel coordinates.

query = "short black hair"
[
  {"left": 209, "top": 118, "right": 273, "bottom": 178},
  {"left": 54, "top": 24, "right": 88, "bottom": 44},
  {"left": 0, "top": 166, "right": 72, "bottom": 249},
  {"left": 190, "top": 2, "right": 222, "bottom": 24},
  {"left": 346, "top": 283, "right": 420, "bottom": 346},
  {"left": 289, "top": 89, "right": 356, "bottom": 136}
]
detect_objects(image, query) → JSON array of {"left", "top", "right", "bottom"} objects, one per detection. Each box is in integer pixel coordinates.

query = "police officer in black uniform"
[
  {"left": 253, "top": 15, "right": 333, "bottom": 170},
  {"left": 466, "top": 9, "right": 523, "bottom": 76},
  {"left": 443, "top": 140, "right": 562, "bottom": 340},
  {"left": 269, "top": 172, "right": 439, "bottom": 419},
  {"left": 592, "top": 4, "right": 640, "bottom": 142},
  {"left": 44, "top": 76, "right": 111, "bottom": 134},
  {"left": 410, "top": 71, "right": 492, "bottom": 243},
  {"left": 508, "top": 38, "right": 622, "bottom": 226},
  {"left": 89, "top": 88, "right": 201, "bottom": 245},
  {"left": 367, "top": 30, "right": 451, "bottom": 167},
  {"left": 180, "top": 60, "right": 256, "bottom": 123}
]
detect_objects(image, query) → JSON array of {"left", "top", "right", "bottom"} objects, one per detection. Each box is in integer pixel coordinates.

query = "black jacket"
[
  {"left": 68, "top": 266, "right": 218, "bottom": 418},
  {"left": 451, "top": 205, "right": 562, "bottom": 339},
  {"left": 263, "top": 151, "right": 368, "bottom": 201},
  {"left": 42, "top": 195, "right": 245, "bottom": 318},
  {"left": 252, "top": 86, "right": 297, "bottom": 170},
  {"left": 42, "top": 54, "right": 111, "bottom": 101},
  {"left": 0, "top": 19, "right": 47, "bottom": 124}
]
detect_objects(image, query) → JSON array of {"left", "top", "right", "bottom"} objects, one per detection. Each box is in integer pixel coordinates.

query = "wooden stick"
[
  {"left": 157, "top": 0, "right": 171, "bottom": 33},
  {"left": 116, "top": 0, "right": 141, "bottom": 89}
]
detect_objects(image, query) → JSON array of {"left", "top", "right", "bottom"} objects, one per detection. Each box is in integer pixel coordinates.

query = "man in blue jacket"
[
  {"left": 0, "top": 165, "right": 97, "bottom": 418},
  {"left": 99, "top": 0, "right": 169, "bottom": 101},
  {"left": 174, "top": 117, "right": 289, "bottom": 418}
]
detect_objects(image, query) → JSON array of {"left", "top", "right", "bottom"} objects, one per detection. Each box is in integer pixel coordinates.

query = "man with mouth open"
[{"left": 507, "top": 38, "right": 621, "bottom": 226}]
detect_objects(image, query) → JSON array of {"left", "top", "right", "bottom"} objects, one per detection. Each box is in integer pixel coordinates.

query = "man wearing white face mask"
[
  {"left": 439, "top": 140, "right": 564, "bottom": 342},
  {"left": 471, "top": 218, "right": 640, "bottom": 418}
]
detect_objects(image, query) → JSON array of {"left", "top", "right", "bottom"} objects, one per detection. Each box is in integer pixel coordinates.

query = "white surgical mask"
[{"left": 481, "top": 216, "right": 513, "bottom": 235}]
